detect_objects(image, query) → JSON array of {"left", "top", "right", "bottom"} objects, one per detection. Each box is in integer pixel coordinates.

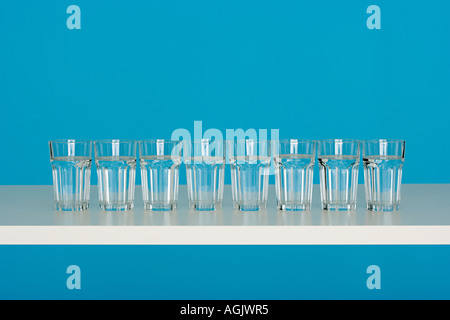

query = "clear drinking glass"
[
  {"left": 185, "top": 139, "right": 225, "bottom": 211},
  {"left": 318, "top": 139, "right": 360, "bottom": 211},
  {"left": 272, "top": 139, "right": 316, "bottom": 211},
  {"left": 229, "top": 140, "right": 271, "bottom": 211},
  {"left": 139, "top": 140, "right": 182, "bottom": 211},
  {"left": 94, "top": 140, "right": 137, "bottom": 211},
  {"left": 49, "top": 140, "right": 92, "bottom": 211},
  {"left": 363, "top": 139, "right": 405, "bottom": 211}
]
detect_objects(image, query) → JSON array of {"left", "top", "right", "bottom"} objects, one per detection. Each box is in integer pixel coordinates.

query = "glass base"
[
  {"left": 233, "top": 203, "right": 267, "bottom": 211},
  {"left": 99, "top": 202, "right": 134, "bottom": 211},
  {"left": 367, "top": 203, "right": 400, "bottom": 212},
  {"left": 189, "top": 202, "right": 222, "bottom": 211},
  {"left": 322, "top": 202, "right": 356, "bottom": 211},
  {"left": 55, "top": 202, "right": 89, "bottom": 211},
  {"left": 144, "top": 202, "right": 176, "bottom": 211},
  {"left": 278, "top": 203, "right": 311, "bottom": 211}
]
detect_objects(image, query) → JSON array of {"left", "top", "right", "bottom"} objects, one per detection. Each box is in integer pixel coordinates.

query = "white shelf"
[{"left": 0, "top": 184, "right": 449, "bottom": 244}]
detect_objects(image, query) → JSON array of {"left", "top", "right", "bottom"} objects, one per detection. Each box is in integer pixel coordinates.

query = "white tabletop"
[{"left": 0, "top": 184, "right": 449, "bottom": 244}]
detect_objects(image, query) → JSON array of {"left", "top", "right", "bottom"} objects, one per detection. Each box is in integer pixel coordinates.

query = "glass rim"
[
  {"left": 362, "top": 139, "right": 405, "bottom": 144},
  {"left": 138, "top": 139, "right": 182, "bottom": 144},
  {"left": 228, "top": 139, "right": 271, "bottom": 144},
  {"left": 160, "top": 139, "right": 272, "bottom": 144},
  {"left": 93, "top": 139, "right": 137, "bottom": 144},
  {"left": 317, "top": 139, "right": 361, "bottom": 143},
  {"left": 271, "top": 139, "right": 317, "bottom": 144},
  {"left": 49, "top": 139, "right": 91, "bottom": 144},
  {"left": 182, "top": 140, "right": 227, "bottom": 144}
]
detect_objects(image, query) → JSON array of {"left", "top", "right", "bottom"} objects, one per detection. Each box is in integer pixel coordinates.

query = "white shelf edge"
[{"left": 0, "top": 225, "right": 450, "bottom": 245}]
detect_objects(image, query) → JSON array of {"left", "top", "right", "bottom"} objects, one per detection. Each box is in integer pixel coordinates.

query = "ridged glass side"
[
  {"left": 274, "top": 154, "right": 314, "bottom": 211},
  {"left": 363, "top": 155, "right": 404, "bottom": 211},
  {"left": 51, "top": 156, "right": 91, "bottom": 211},
  {"left": 96, "top": 156, "right": 136, "bottom": 211},
  {"left": 140, "top": 155, "right": 181, "bottom": 211},
  {"left": 230, "top": 156, "right": 270, "bottom": 211},
  {"left": 185, "top": 156, "right": 225, "bottom": 211}
]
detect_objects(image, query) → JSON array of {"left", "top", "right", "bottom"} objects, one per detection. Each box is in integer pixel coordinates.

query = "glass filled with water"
[
  {"left": 318, "top": 139, "right": 360, "bottom": 211},
  {"left": 139, "top": 140, "right": 182, "bottom": 211},
  {"left": 94, "top": 140, "right": 137, "bottom": 211},
  {"left": 363, "top": 139, "right": 405, "bottom": 211},
  {"left": 185, "top": 139, "right": 225, "bottom": 211},
  {"left": 229, "top": 140, "right": 271, "bottom": 211},
  {"left": 49, "top": 140, "right": 92, "bottom": 211},
  {"left": 273, "top": 139, "right": 316, "bottom": 211}
]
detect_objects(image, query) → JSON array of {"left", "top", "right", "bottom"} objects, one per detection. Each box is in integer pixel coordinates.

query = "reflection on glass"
[
  {"left": 139, "top": 140, "right": 182, "bottom": 211},
  {"left": 318, "top": 139, "right": 360, "bottom": 211},
  {"left": 229, "top": 140, "right": 271, "bottom": 211},
  {"left": 185, "top": 140, "right": 225, "bottom": 211},
  {"left": 273, "top": 140, "right": 316, "bottom": 211},
  {"left": 363, "top": 139, "right": 405, "bottom": 212},
  {"left": 49, "top": 140, "right": 92, "bottom": 211},
  {"left": 95, "top": 140, "right": 137, "bottom": 211}
]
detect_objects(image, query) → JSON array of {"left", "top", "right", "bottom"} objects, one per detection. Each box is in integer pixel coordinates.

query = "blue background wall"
[
  {"left": 1, "top": 245, "right": 450, "bottom": 300},
  {"left": 1, "top": 0, "right": 449, "bottom": 185}
]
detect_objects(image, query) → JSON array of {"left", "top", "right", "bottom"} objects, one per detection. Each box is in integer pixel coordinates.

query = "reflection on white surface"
[
  {"left": 2, "top": 185, "right": 450, "bottom": 226},
  {"left": 365, "top": 211, "right": 402, "bottom": 225},
  {"left": 142, "top": 210, "right": 179, "bottom": 226},
  {"left": 187, "top": 209, "right": 224, "bottom": 226},
  {"left": 53, "top": 211, "right": 91, "bottom": 226},
  {"left": 232, "top": 210, "right": 269, "bottom": 226},
  {"left": 320, "top": 211, "right": 357, "bottom": 226},
  {"left": 99, "top": 211, "right": 135, "bottom": 226},
  {"left": 276, "top": 211, "right": 312, "bottom": 225}
]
